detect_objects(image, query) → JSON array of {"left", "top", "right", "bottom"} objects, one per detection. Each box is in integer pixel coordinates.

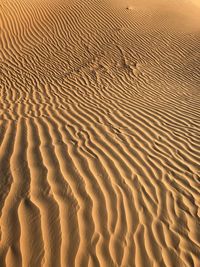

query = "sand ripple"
[{"left": 0, "top": 0, "right": 200, "bottom": 266}]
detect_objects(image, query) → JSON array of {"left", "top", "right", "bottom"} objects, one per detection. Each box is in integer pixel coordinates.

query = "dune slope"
[{"left": 0, "top": 0, "right": 200, "bottom": 266}]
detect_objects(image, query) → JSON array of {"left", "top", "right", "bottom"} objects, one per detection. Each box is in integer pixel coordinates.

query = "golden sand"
[{"left": 0, "top": 0, "right": 200, "bottom": 266}]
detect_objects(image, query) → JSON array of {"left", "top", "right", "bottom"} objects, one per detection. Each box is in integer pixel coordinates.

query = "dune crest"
[{"left": 0, "top": 0, "right": 200, "bottom": 266}]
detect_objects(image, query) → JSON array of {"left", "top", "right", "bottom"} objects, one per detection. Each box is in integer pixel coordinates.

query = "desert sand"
[{"left": 0, "top": 0, "right": 200, "bottom": 266}]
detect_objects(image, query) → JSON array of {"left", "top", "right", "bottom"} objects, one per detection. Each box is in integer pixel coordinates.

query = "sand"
[{"left": 0, "top": 0, "right": 200, "bottom": 266}]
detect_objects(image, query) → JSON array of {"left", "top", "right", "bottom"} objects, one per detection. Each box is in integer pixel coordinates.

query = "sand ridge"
[{"left": 0, "top": 0, "right": 200, "bottom": 266}]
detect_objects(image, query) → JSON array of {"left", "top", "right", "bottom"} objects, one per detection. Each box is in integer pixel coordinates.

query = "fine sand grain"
[{"left": 0, "top": 0, "right": 200, "bottom": 266}]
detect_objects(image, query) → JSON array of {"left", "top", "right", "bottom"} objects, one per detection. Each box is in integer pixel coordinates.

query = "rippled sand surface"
[{"left": 0, "top": 0, "right": 200, "bottom": 266}]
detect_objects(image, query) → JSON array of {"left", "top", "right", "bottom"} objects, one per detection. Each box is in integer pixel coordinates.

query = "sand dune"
[{"left": 0, "top": 0, "right": 200, "bottom": 266}]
